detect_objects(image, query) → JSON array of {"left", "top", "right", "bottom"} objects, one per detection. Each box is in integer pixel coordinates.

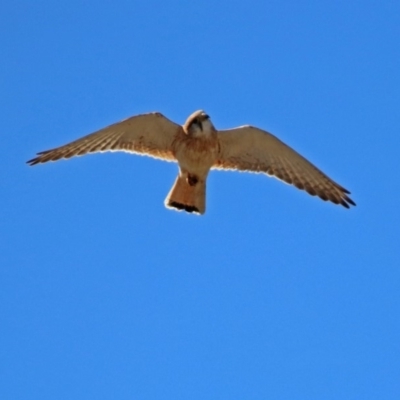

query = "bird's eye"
[{"left": 192, "top": 118, "right": 198, "bottom": 125}]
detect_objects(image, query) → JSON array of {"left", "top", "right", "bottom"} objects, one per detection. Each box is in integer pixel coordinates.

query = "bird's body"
[
  {"left": 166, "top": 111, "right": 220, "bottom": 213},
  {"left": 28, "top": 110, "right": 355, "bottom": 214}
]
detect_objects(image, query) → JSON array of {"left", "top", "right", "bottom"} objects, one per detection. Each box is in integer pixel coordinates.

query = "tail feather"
[{"left": 165, "top": 174, "right": 206, "bottom": 214}]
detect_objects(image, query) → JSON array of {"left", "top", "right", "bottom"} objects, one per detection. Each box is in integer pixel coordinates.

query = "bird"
[{"left": 27, "top": 110, "right": 355, "bottom": 214}]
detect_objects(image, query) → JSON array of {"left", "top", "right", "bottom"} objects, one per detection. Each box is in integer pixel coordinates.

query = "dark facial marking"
[{"left": 191, "top": 118, "right": 202, "bottom": 131}]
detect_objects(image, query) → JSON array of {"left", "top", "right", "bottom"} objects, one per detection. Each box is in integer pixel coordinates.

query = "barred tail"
[{"left": 164, "top": 173, "right": 206, "bottom": 215}]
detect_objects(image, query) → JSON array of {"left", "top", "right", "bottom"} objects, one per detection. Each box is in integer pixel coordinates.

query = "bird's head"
[{"left": 184, "top": 110, "right": 215, "bottom": 137}]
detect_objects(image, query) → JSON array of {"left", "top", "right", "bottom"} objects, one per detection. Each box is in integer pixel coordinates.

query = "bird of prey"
[{"left": 27, "top": 110, "right": 355, "bottom": 214}]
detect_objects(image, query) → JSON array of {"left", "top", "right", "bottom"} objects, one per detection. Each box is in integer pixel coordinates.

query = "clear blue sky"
[{"left": 1, "top": 1, "right": 399, "bottom": 399}]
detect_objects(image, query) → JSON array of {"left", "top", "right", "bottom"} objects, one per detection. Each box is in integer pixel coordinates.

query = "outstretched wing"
[
  {"left": 27, "top": 112, "right": 181, "bottom": 165},
  {"left": 214, "top": 126, "right": 355, "bottom": 208}
]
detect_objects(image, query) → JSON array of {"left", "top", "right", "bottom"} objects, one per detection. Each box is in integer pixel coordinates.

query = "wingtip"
[
  {"left": 26, "top": 157, "right": 39, "bottom": 166},
  {"left": 340, "top": 196, "right": 356, "bottom": 209},
  {"left": 27, "top": 149, "right": 52, "bottom": 166}
]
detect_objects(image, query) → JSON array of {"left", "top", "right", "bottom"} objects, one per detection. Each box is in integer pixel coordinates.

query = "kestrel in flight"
[{"left": 27, "top": 110, "right": 355, "bottom": 214}]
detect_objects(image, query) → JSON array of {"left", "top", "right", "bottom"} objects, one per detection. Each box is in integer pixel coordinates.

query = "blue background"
[{"left": 2, "top": 1, "right": 399, "bottom": 399}]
